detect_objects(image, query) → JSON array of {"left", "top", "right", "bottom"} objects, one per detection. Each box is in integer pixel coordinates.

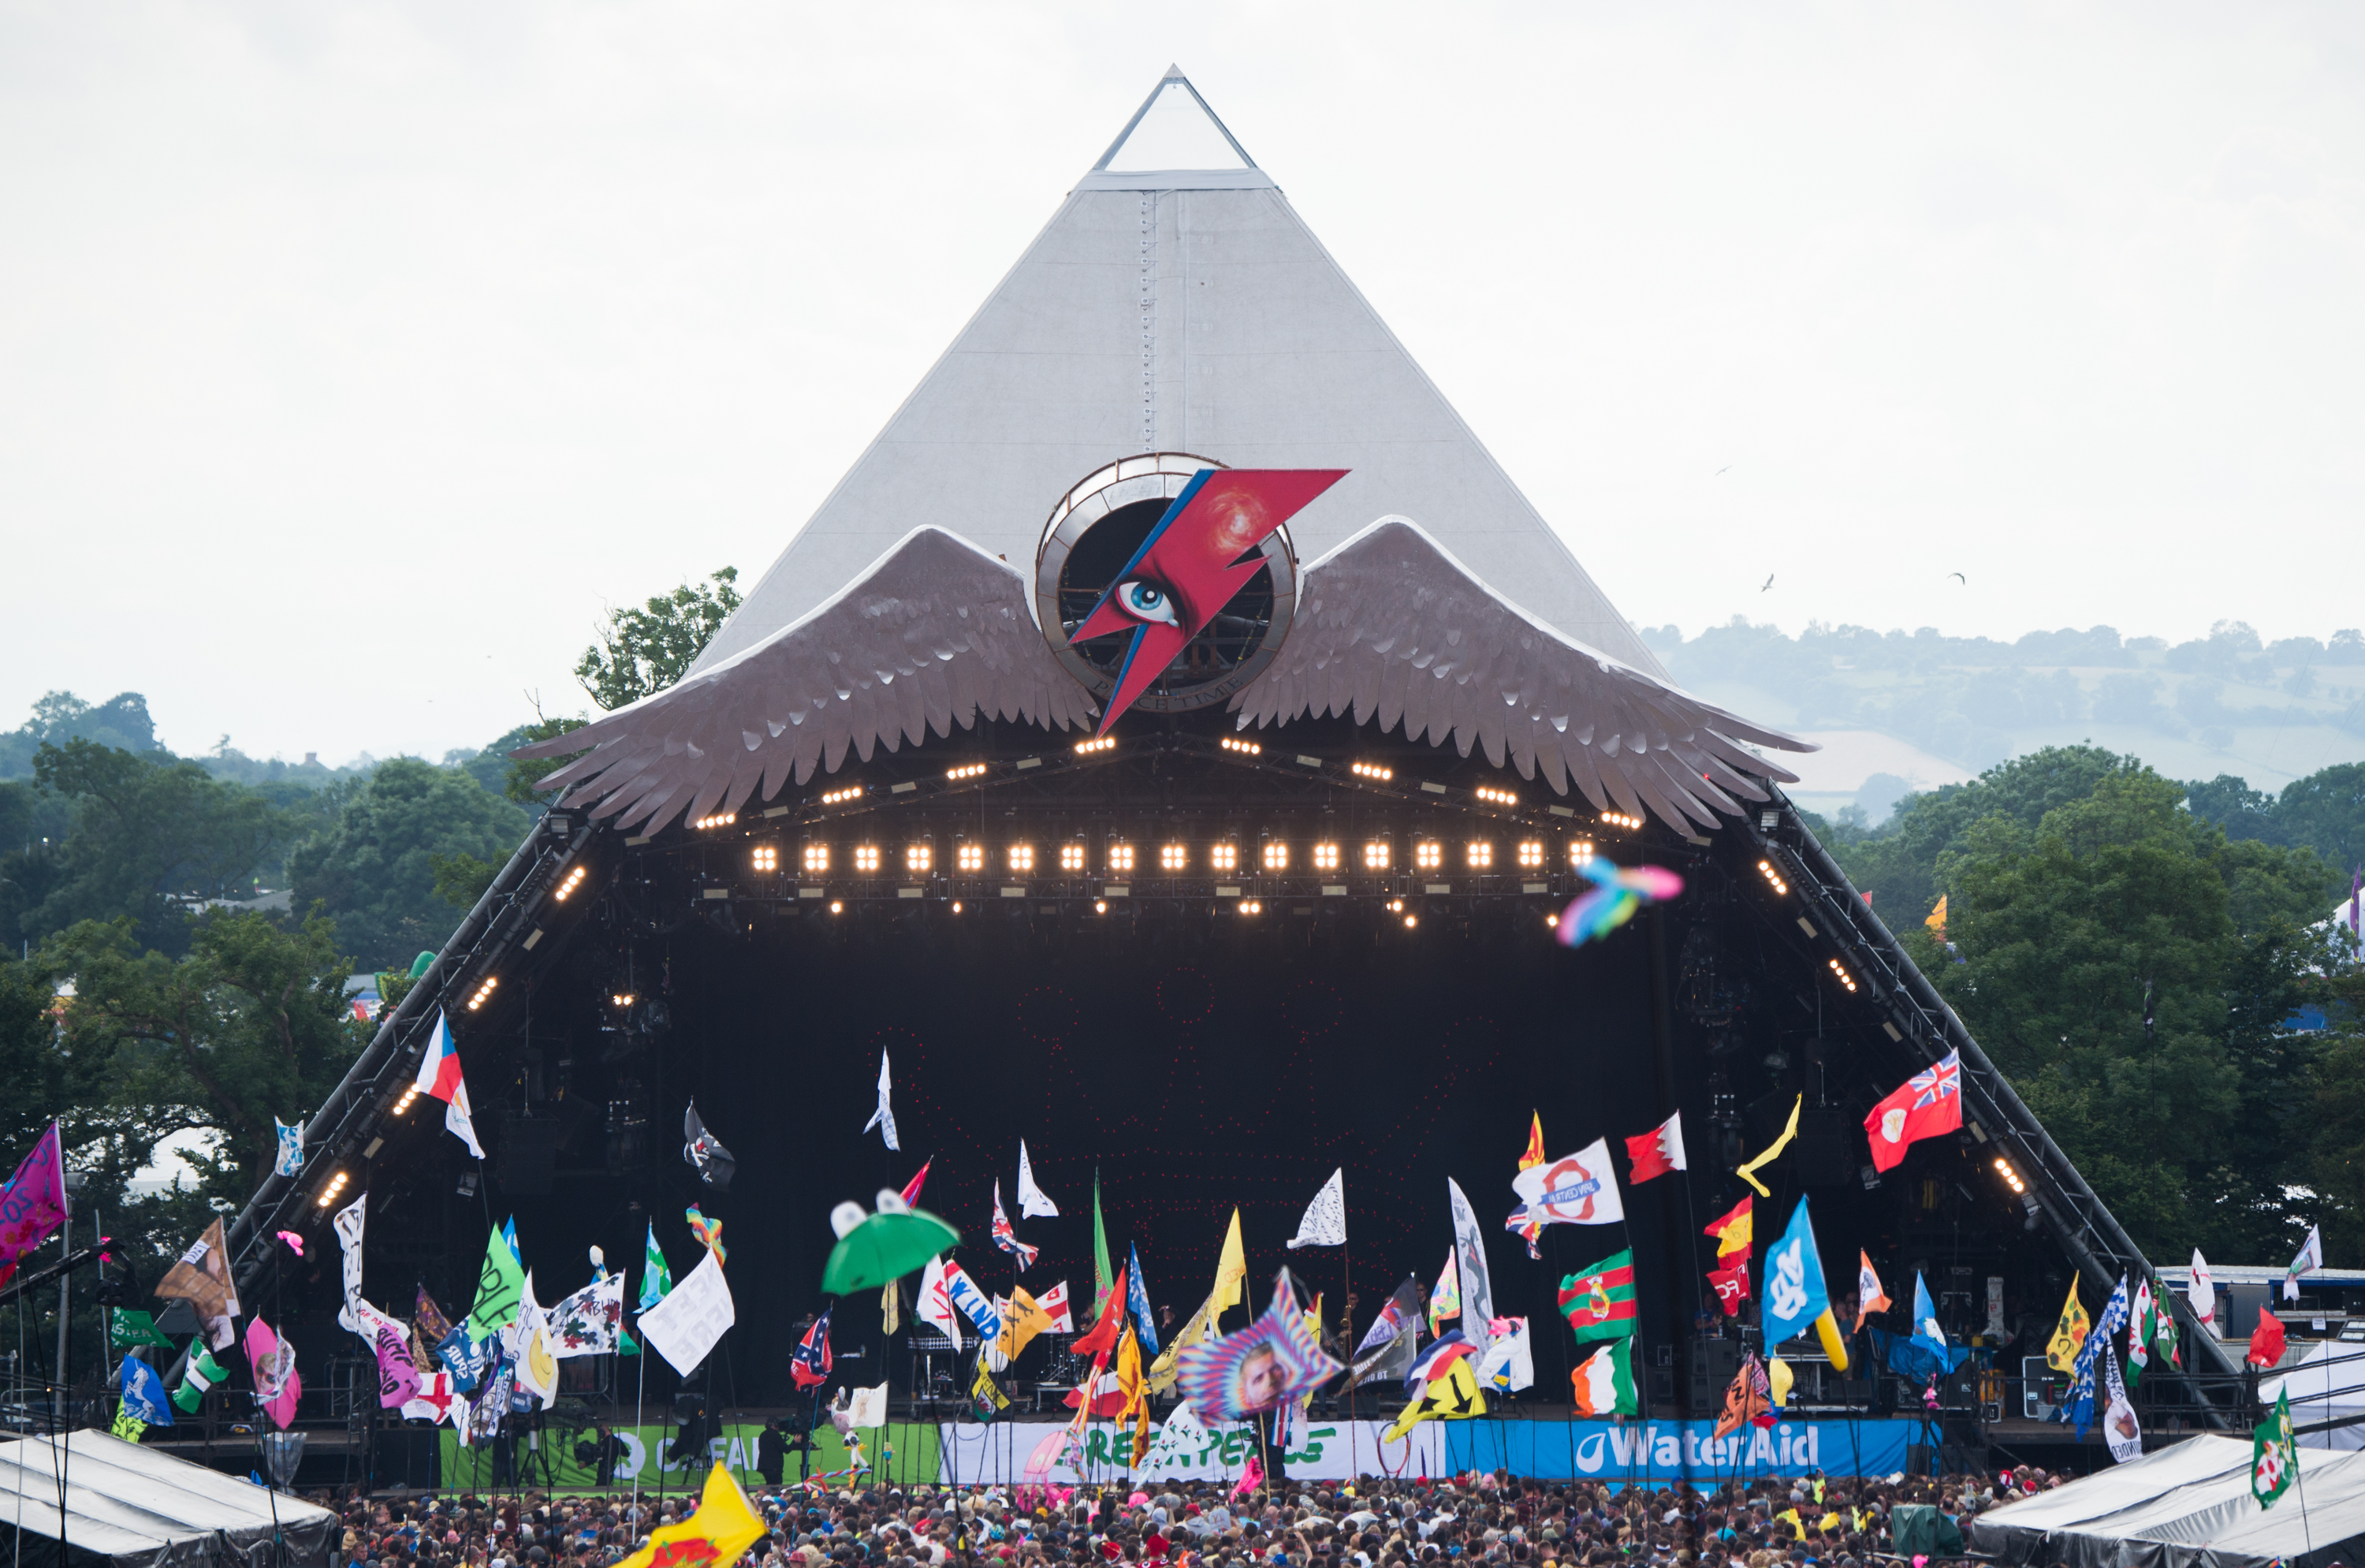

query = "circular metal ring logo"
[{"left": 1034, "top": 453, "right": 1298, "bottom": 715}]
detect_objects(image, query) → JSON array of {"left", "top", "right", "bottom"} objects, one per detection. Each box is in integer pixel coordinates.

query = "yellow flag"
[
  {"left": 1735, "top": 1094, "right": 1802, "bottom": 1197},
  {"left": 1384, "top": 1355, "right": 1485, "bottom": 1442},
  {"left": 1925, "top": 896, "right": 1949, "bottom": 944},
  {"left": 1213, "top": 1207, "right": 1247, "bottom": 1312},
  {"left": 2047, "top": 1274, "right": 2090, "bottom": 1372},
  {"left": 993, "top": 1286, "right": 1054, "bottom": 1365},
  {"left": 1116, "top": 1324, "right": 1149, "bottom": 1466},
  {"left": 615, "top": 1464, "right": 764, "bottom": 1568},
  {"left": 1146, "top": 1289, "right": 1218, "bottom": 1395},
  {"left": 1768, "top": 1355, "right": 1793, "bottom": 1409},
  {"left": 881, "top": 1279, "right": 901, "bottom": 1337}
]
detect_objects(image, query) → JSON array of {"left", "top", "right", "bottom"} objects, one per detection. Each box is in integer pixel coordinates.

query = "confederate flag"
[
  {"left": 1863, "top": 1051, "right": 1963, "bottom": 1172},
  {"left": 791, "top": 1308, "right": 833, "bottom": 1390},
  {"left": 1624, "top": 1112, "right": 1686, "bottom": 1185}
]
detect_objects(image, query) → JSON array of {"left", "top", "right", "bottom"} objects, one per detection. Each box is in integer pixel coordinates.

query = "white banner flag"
[
  {"left": 1287, "top": 1168, "right": 1346, "bottom": 1250},
  {"left": 637, "top": 1248, "right": 735, "bottom": 1376}
]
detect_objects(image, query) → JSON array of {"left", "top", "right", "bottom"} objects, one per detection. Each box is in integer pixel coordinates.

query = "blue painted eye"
[{"left": 1115, "top": 579, "right": 1180, "bottom": 627}]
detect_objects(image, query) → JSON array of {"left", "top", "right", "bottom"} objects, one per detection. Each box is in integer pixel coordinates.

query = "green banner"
[{"left": 436, "top": 1421, "right": 943, "bottom": 1492}]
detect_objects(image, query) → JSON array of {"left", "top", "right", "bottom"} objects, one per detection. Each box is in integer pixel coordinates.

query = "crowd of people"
[{"left": 317, "top": 1462, "right": 2066, "bottom": 1568}]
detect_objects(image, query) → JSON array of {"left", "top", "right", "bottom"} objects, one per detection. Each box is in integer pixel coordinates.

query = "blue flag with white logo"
[
  {"left": 274, "top": 1118, "right": 304, "bottom": 1178},
  {"left": 1761, "top": 1196, "right": 1830, "bottom": 1348},
  {"left": 1127, "top": 1243, "right": 1159, "bottom": 1356},
  {"left": 1911, "top": 1272, "right": 1950, "bottom": 1361},
  {"left": 120, "top": 1357, "right": 173, "bottom": 1426}
]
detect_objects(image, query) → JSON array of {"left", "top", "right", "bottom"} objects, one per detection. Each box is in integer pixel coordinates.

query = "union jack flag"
[{"left": 1909, "top": 1051, "right": 1961, "bottom": 1109}]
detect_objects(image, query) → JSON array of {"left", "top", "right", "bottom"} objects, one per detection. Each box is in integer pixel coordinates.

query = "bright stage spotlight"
[
  {"left": 803, "top": 844, "right": 830, "bottom": 873},
  {"left": 1465, "top": 841, "right": 1493, "bottom": 870},
  {"left": 1414, "top": 841, "right": 1443, "bottom": 870}
]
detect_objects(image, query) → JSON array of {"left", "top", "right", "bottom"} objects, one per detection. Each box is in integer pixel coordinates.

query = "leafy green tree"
[
  {"left": 39, "top": 911, "right": 360, "bottom": 1210},
  {"left": 21, "top": 741, "right": 295, "bottom": 955},
  {"left": 575, "top": 567, "right": 740, "bottom": 711},
  {"left": 0, "top": 691, "right": 160, "bottom": 781},
  {"left": 1914, "top": 769, "right": 2336, "bottom": 1256},
  {"left": 287, "top": 757, "right": 531, "bottom": 970},
  {"left": 2307, "top": 970, "right": 2365, "bottom": 1260},
  {"left": 2275, "top": 762, "right": 2365, "bottom": 879}
]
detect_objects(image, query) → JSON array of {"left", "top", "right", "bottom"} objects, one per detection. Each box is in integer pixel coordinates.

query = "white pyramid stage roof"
[{"left": 697, "top": 67, "right": 1670, "bottom": 684}]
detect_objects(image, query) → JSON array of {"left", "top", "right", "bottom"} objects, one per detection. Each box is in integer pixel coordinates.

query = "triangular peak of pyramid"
[{"left": 1078, "top": 68, "right": 1276, "bottom": 192}]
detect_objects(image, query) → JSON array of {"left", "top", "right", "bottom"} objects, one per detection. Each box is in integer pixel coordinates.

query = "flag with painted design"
[{"left": 1558, "top": 1250, "right": 1637, "bottom": 1343}]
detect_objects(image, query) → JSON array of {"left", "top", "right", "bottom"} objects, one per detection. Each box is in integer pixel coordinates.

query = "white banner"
[{"left": 935, "top": 1411, "right": 1446, "bottom": 1483}]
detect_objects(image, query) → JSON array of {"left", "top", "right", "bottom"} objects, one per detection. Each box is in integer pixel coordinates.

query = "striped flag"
[
  {"left": 1559, "top": 1250, "right": 1637, "bottom": 1343},
  {"left": 1570, "top": 1338, "right": 1637, "bottom": 1417}
]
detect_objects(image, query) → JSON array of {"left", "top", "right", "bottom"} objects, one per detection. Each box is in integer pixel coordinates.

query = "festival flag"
[
  {"left": 2248, "top": 1303, "right": 2288, "bottom": 1369},
  {"left": 2061, "top": 1276, "right": 2130, "bottom": 1440},
  {"left": 2253, "top": 1388, "right": 2299, "bottom": 1510},
  {"left": 1625, "top": 1113, "right": 1686, "bottom": 1185},
  {"left": 1402, "top": 1331, "right": 1480, "bottom": 1392},
  {"left": 789, "top": 1307, "right": 834, "bottom": 1391},
  {"left": 2101, "top": 1343, "right": 2141, "bottom": 1464},
  {"left": 989, "top": 1286, "right": 1055, "bottom": 1367},
  {"left": 1356, "top": 1277, "right": 1423, "bottom": 1357},
  {"left": 1909, "top": 1272, "right": 1949, "bottom": 1361},
  {"left": 2151, "top": 1283, "right": 2182, "bottom": 1372},
  {"left": 2047, "top": 1276, "right": 2089, "bottom": 1372},
  {"left": 155, "top": 1217, "right": 240, "bottom": 1350},
  {"left": 1707, "top": 1259, "right": 1750, "bottom": 1317},
  {"left": 1447, "top": 1178, "right": 1498, "bottom": 1350},
  {"left": 1514, "top": 1113, "right": 1548, "bottom": 1259},
  {"left": 639, "top": 1222, "right": 672, "bottom": 1311},
  {"left": 466, "top": 1223, "right": 525, "bottom": 1339},
  {"left": 1287, "top": 1168, "right": 1347, "bottom": 1250},
  {"left": 1145, "top": 1287, "right": 1215, "bottom": 1396},
  {"left": 637, "top": 1247, "right": 735, "bottom": 1377},
  {"left": 1212, "top": 1206, "right": 1247, "bottom": 1313},
  {"left": 1173, "top": 1270, "right": 1343, "bottom": 1419},
  {"left": 400, "top": 1370, "right": 457, "bottom": 1426},
  {"left": 0, "top": 1123, "right": 67, "bottom": 1291},
  {"left": 1118, "top": 1324, "right": 1151, "bottom": 1466},
  {"left": 109, "top": 1309, "right": 173, "bottom": 1350},
  {"left": 1736, "top": 1094, "right": 1801, "bottom": 1197},
  {"left": 1037, "top": 1279, "right": 1074, "bottom": 1331},
  {"left": 900, "top": 1157, "right": 933, "bottom": 1207},
  {"left": 1507, "top": 1138, "right": 1624, "bottom": 1231},
  {"left": 990, "top": 1181, "right": 1039, "bottom": 1271},
  {"left": 1384, "top": 1353, "right": 1484, "bottom": 1443},
  {"left": 881, "top": 1278, "right": 901, "bottom": 1337},
  {"left": 1761, "top": 1197, "right": 1831, "bottom": 1349},
  {"left": 118, "top": 1356, "right": 173, "bottom": 1428},
  {"left": 1558, "top": 1250, "right": 1637, "bottom": 1343},
  {"left": 171, "top": 1347, "right": 227, "bottom": 1414},
  {"left": 1856, "top": 1252, "right": 1893, "bottom": 1331},
  {"left": 1924, "top": 895, "right": 1949, "bottom": 944},
  {"left": 508, "top": 1274, "right": 561, "bottom": 1409},
  {"left": 970, "top": 1357, "right": 1011, "bottom": 1421},
  {"left": 614, "top": 1463, "right": 766, "bottom": 1568},
  {"left": 1864, "top": 1052, "right": 1963, "bottom": 1173},
  {"left": 1427, "top": 1249, "right": 1460, "bottom": 1335},
  {"left": 245, "top": 1317, "right": 303, "bottom": 1430},
  {"left": 683, "top": 1102, "right": 737, "bottom": 1193},
  {"left": 413, "top": 1011, "right": 486, "bottom": 1159},
  {"left": 2127, "top": 1277, "right": 2158, "bottom": 1389},
  {"left": 2189, "top": 1249, "right": 2216, "bottom": 1328},
  {"left": 2285, "top": 1224, "right": 2324, "bottom": 1301},
  {"left": 1016, "top": 1141, "right": 1058, "bottom": 1217},
  {"left": 273, "top": 1117, "right": 305, "bottom": 1178},
  {"left": 1713, "top": 1354, "right": 1771, "bottom": 1440},
  {"left": 917, "top": 1257, "right": 963, "bottom": 1350},
  {"left": 1477, "top": 1316, "right": 1533, "bottom": 1393},
  {"left": 549, "top": 1273, "right": 625, "bottom": 1358},
  {"left": 1704, "top": 1194, "right": 1752, "bottom": 1258},
  {"left": 685, "top": 1206, "right": 727, "bottom": 1266},
  {"left": 1089, "top": 1173, "right": 1115, "bottom": 1317},
  {"left": 862, "top": 1049, "right": 899, "bottom": 1151},
  {"left": 1074, "top": 1262, "right": 1130, "bottom": 1359},
  {"left": 1127, "top": 1243, "right": 1160, "bottom": 1355},
  {"left": 939, "top": 1258, "right": 1003, "bottom": 1342}
]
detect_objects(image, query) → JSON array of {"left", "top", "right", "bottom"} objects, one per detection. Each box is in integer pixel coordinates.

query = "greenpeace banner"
[
  {"left": 1441, "top": 1419, "right": 1912, "bottom": 1483},
  {"left": 440, "top": 1422, "right": 943, "bottom": 1491},
  {"left": 937, "top": 1415, "right": 1443, "bottom": 1483}
]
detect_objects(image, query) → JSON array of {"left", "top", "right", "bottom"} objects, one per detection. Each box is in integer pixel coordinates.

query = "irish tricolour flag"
[
  {"left": 1559, "top": 1250, "right": 1637, "bottom": 1343},
  {"left": 1571, "top": 1338, "right": 1637, "bottom": 1417}
]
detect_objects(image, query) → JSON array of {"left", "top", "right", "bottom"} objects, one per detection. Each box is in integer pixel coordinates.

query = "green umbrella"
[{"left": 821, "top": 1207, "right": 961, "bottom": 1295}]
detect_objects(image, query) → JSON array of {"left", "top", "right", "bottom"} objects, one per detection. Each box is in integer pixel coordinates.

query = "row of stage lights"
[{"left": 757, "top": 835, "right": 1602, "bottom": 878}]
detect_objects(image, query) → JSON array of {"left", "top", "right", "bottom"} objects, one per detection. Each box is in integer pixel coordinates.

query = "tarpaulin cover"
[
  {"left": 1971, "top": 1434, "right": 2365, "bottom": 1568},
  {"left": 0, "top": 1428, "right": 336, "bottom": 1568},
  {"left": 2265, "top": 1343, "right": 2365, "bottom": 1451}
]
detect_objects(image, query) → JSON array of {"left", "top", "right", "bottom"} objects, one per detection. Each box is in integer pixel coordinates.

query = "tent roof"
[
  {"left": 694, "top": 67, "right": 1670, "bottom": 687},
  {"left": 0, "top": 1429, "right": 335, "bottom": 1568}
]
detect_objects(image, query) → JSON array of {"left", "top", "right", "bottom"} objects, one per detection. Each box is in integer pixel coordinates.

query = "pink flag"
[
  {"left": 245, "top": 1317, "right": 303, "bottom": 1430},
  {"left": 0, "top": 1123, "right": 68, "bottom": 1289},
  {"left": 1233, "top": 1454, "right": 1265, "bottom": 1499},
  {"left": 367, "top": 1313, "right": 421, "bottom": 1410}
]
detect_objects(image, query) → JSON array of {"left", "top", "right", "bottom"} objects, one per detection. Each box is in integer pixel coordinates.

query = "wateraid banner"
[
  {"left": 441, "top": 1422, "right": 942, "bottom": 1491},
  {"left": 1442, "top": 1420, "right": 1912, "bottom": 1484},
  {"left": 937, "top": 1416, "right": 1445, "bottom": 1484}
]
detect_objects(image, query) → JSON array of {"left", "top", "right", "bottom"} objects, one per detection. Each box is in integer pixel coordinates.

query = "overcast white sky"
[{"left": 5, "top": 2, "right": 2363, "bottom": 765}]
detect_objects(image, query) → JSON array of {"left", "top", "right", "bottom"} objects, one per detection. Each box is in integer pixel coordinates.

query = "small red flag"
[
  {"left": 1072, "top": 1263, "right": 1130, "bottom": 1359},
  {"left": 900, "top": 1157, "right": 933, "bottom": 1207},
  {"left": 1707, "top": 1261, "right": 1751, "bottom": 1317},
  {"left": 2248, "top": 1304, "right": 2288, "bottom": 1369},
  {"left": 1704, "top": 1195, "right": 1752, "bottom": 1258},
  {"left": 1863, "top": 1051, "right": 1964, "bottom": 1173},
  {"left": 1624, "top": 1112, "right": 1686, "bottom": 1185}
]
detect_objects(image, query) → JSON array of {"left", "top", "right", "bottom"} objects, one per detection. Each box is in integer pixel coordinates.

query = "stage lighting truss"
[
  {"left": 1827, "top": 957, "right": 1860, "bottom": 994},
  {"left": 1261, "top": 841, "right": 1288, "bottom": 871},
  {"left": 1474, "top": 786, "right": 1516, "bottom": 806},
  {"left": 1220, "top": 736, "right": 1262, "bottom": 755},
  {"left": 1236, "top": 899, "right": 1263, "bottom": 914},
  {"left": 803, "top": 844, "right": 830, "bottom": 873},
  {"left": 315, "top": 1168, "right": 352, "bottom": 1209},
  {"left": 1992, "top": 1156, "right": 2028, "bottom": 1196},
  {"left": 1108, "top": 843, "right": 1136, "bottom": 873},
  {"left": 1008, "top": 844, "right": 1035, "bottom": 873},
  {"left": 1313, "top": 842, "right": 1341, "bottom": 870},
  {"left": 391, "top": 1083, "right": 422, "bottom": 1117},
  {"left": 1756, "top": 858, "right": 1790, "bottom": 896},
  {"left": 906, "top": 844, "right": 933, "bottom": 875},
  {"left": 1570, "top": 840, "right": 1596, "bottom": 865},
  {"left": 1208, "top": 842, "right": 1237, "bottom": 872},
  {"left": 1466, "top": 840, "right": 1494, "bottom": 870},
  {"left": 1160, "top": 843, "right": 1188, "bottom": 871},
  {"left": 821, "top": 786, "right": 863, "bottom": 805},
  {"left": 1363, "top": 840, "right": 1391, "bottom": 870},
  {"left": 1600, "top": 810, "right": 1644, "bottom": 832},
  {"left": 1414, "top": 841, "right": 1443, "bottom": 871},
  {"left": 854, "top": 845, "right": 881, "bottom": 873},
  {"left": 945, "top": 763, "right": 989, "bottom": 781},
  {"left": 1074, "top": 736, "right": 1117, "bottom": 755},
  {"left": 956, "top": 843, "right": 985, "bottom": 872},
  {"left": 750, "top": 846, "right": 778, "bottom": 873},
  {"left": 465, "top": 975, "right": 498, "bottom": 1011},
  {"left": 1060, "top": 843, "right": 1087, "bottom": 872},
  {"left": 691, "top": 812, "right": 737, "bottom": 830},
  {"left": 1516, "top": 840, "right": 1545, "bottom": 869},
  {"left": 552, "top": 862, "right": 590, "bottom": 902},
  {"left": 1350, "top": 761, "right": 1393, "bottom": 781}
]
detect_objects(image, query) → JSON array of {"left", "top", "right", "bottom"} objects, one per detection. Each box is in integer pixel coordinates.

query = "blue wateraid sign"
[{"left": 1443, "top": 1420, "right": 1915, "bottom": 1483}]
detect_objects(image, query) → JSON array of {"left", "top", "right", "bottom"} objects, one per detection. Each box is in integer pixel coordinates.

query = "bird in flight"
[
  {"left": 1715, "top": 466, "right": 1732, "bottom": 476},
  {"left": 1761, "top": 573, "right": 1775, "bottom": 592},
  {"left": 1948, "top": 572, "right": 1966, "bottom": 584}
]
